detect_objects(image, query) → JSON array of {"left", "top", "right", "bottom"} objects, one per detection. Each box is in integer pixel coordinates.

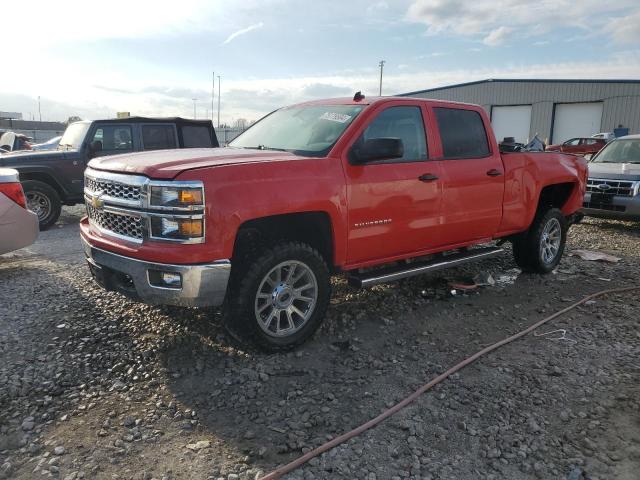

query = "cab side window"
[
  {"left": 142, "top": 124, "right": 177, "bottom": 150},
  {"left": 357, "top": 106, "right": 428, "bottom": 162},
  {"left": 434, "top": 107, "right": 490, "bottom": 159},
  {"left": 90, "top": 125, "right": 133, "bottom": 152}
]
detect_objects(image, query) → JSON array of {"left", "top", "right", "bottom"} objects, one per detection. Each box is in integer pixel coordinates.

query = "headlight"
[
  {"left": 149, "top": 216, "right": 204, "bottom": 241},
  {"left": 149, "top": 184, "right": 204, "bottom": 209}
]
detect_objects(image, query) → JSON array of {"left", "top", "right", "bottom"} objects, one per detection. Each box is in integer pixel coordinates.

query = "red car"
[
  {"left": 81, "top": 95, "right": 587, "bottom": 350},
  {"left": 547, "top": 137, "right": 606, "bottom": 156}
]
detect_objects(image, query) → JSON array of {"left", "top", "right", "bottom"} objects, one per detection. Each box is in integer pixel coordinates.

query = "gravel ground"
[{"left": 1, "top": 207, "right": 639, "bottom": 480}]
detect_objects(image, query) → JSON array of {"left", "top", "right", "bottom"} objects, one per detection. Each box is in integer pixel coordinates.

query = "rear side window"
[
  {"left": 182, "top": 126, "right": 214, "bottom": 148},
  {"left": 142, "top": 125, "right": 176, "bottom": 150},
  {"left": 434, "top": 108, "right": 490, "bottom": 159}
]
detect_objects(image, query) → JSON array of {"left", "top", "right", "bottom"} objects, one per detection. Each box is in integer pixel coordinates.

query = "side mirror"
[
  {"left": 88, "top": 140, "right": 102, "bottom": 155},
  {"left": 351, "top": 137, "right": 404, "bottom": 163}
]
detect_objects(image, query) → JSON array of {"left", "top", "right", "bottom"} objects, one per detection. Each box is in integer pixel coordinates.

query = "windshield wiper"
[{"left": 244, "top": 145, "right": 288, "bottom": 152}]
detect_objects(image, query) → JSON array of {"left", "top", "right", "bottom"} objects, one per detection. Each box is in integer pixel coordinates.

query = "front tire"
[
  {"left": 224, "top": 242, "right": 331, "bottom": 351},
  {"left": 512, "top": 208, "right": 567, "bottom": 273},
  {"left": 22, "top": 180, "right": 61, "bottom": 230}
]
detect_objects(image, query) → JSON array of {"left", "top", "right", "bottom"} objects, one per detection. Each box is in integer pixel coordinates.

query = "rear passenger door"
[
  {"left": 432, "top": 106, "right": 504, "bottom": 245},
  {"left": 141, "top": 124, "right": 178, "bottom": 151}
]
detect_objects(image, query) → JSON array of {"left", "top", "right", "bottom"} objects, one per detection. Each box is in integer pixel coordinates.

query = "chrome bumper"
[{"left": 82, "top": 238, "right": 231, "bottom": 307}]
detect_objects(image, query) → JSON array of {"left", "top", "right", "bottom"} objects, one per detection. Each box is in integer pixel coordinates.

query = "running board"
[{"left": 347, "top": 247, "right": 504, "bottom": 288}]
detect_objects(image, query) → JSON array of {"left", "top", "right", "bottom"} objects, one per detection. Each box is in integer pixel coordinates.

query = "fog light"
[
  {"left": 148, "top": 270, "right": 182, "bottom": 289},
  {"left": 161, "top": 272, "right": 182, "bottom": 287}
]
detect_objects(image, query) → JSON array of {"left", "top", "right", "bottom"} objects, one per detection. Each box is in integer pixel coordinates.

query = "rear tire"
[
  {"left": 22, "top": 180, "right": 61, "bottom": 230},
  {"left": 512, "top": 208, "right": 567, "bottom": 273},
  {"left": 223, "top": 242, "right": 331, "bottom": 351}
]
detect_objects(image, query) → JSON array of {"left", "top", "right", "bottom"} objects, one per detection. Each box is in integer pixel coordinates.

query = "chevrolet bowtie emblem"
[{"left": 90, "top": 191, "right": 105, "bottom": 209}]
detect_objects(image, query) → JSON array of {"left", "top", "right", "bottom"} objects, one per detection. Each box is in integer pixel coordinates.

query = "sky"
[{"left": 2, "top": 0, "right": 640, "bottom": 125}]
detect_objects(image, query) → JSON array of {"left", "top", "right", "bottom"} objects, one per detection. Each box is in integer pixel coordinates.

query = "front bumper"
[
  {"left": 82, "top": 237, "right": 231, "bottom": 307},
  {"left": 582, "top": 192, "right": 640, "bottom": 221}
]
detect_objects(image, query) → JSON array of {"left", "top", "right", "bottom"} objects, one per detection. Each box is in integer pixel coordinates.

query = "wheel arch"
[
  {"left": 536, "top": 182, "right": 577, "bottom": 213},
  {"left": 232, "top": 211, "right": 335, "bottom": 270},
  {"left": 19, "top": 171, "right": 66, "bottom": 200}
]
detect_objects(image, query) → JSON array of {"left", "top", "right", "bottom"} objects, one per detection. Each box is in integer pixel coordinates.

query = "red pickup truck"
[{"left": 80, "top": 95, "right": 587, "bottom": 350}]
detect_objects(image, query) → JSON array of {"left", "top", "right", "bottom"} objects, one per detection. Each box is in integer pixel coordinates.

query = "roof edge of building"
[{"left": 398, "top": 78, "right": 640, "bottom": 97}]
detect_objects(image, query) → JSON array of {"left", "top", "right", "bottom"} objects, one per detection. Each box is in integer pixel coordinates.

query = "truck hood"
[
  {"left": 0, "top": 148, "right": 79, "bottom": 166},
  {"left": 87, "top": 147, "right": 312, "bottom": 179},
  {"left": 588, "top": 162, "right": 640, "bottom": 181}
]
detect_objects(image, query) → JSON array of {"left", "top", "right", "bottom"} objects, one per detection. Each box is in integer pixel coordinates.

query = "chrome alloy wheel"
[
  {"left": 26, "top": 191, "right": 51, "bottom": 221},
  {"left": 540, "top": 217, "right": 562, "bottom": 264},
  {"left": 254, "top": 260, "right": 318, "bottom": 337}
]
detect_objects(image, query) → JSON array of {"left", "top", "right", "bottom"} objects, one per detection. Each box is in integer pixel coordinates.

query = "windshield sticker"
[{"left": 319, "top": 112, "right": 352, "bottom": 123}]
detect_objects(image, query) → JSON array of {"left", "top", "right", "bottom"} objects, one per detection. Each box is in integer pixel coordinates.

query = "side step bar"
[{"left": 347, "top": 247, "right": 504, "bottom": 288}]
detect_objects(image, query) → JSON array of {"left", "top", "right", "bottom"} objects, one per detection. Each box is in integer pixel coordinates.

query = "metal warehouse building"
[{"left": 401, "top": 79, "right": 640, "bottom": 145}]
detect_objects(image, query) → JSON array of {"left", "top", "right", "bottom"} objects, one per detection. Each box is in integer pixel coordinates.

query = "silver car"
[
  {"left": 0, "top": 168, "right": 39, "bottom": 254},
  {"left": 583, "top": 135, "right": 640, "bottom": 221}
]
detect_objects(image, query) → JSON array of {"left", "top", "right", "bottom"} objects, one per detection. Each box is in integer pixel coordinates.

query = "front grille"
[
  {"left": 86, "top": 204, "right": 144, "bottom": 240},
  {"left": 85, "top": 176, "right": 142, "bottom": 201},
  {"left": 586, "top": 179, "right": 635, "bottom": 196},
  {"left": 582, "top": 201, "right": 626, "bottom": 212}
]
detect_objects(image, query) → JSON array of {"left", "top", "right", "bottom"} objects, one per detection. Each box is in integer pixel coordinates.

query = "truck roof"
[
  {"left": 291, "top": 96, "right": 482, "bottom": 109},
  {"left": 72, "top": 117, "right": 214, "bottom": 127}
]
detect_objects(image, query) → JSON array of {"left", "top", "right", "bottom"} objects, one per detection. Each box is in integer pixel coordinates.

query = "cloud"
[
  {"left": 604, "top": 11, "right": 640, "bottom": 44},
  {"left": 301, "top": 83, "right": 351, "bottom": 97},
  {"left": 6, "top": 54, "right": 640, "bottom": 124},
  {"left": 222, "top": 22, "right": 264, "bottom": 44},
  {"left": 1, "top": 0, "right": 221, "bottom": 46},
  {"left": 483, "top": 26, "right": 513, "bottom": 46},
  {"left": 406, "top": 0, "right": 640, "bottom": 45}
]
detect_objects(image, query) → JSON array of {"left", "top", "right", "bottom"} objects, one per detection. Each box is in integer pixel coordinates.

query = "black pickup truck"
[{"left": 0, "top": 117, "right": 219, "bottom": 229}]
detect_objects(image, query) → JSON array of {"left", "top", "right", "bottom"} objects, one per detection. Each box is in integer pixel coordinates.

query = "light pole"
[
  {"left": 378, "top": 60, "right": 385, "bottom": 96},
  {"left": 217, "top": 75, "right": 221, "bottom": 128},
  {"left": 38, "top": 96, "right": 41, "bottom": 122},
  {"left": 192, "top": 98, "right": 197, "bottom": 119},
  {"left": 211, "top": 71, "right": 215, "bottom": 124}
]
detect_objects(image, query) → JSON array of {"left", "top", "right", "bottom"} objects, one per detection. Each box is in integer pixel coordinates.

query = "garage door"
[
  {"left": 552, "top": 103, "right": 602, "bottom": 144},
  {"left": 491, "top": 105, "right": 532, "bottom": 144}
]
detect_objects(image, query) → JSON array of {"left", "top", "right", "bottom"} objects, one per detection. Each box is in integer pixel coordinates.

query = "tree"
[
  {"left": 234, "top": 118, "right": 248, "bottom": 130},
  {"left": 65, "top": 116, "right": 82, "bottom": 126}
]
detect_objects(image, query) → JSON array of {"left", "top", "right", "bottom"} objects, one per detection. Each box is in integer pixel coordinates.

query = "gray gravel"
[{"left": 1, "top": 208, "right": 639, "bottom": 480}]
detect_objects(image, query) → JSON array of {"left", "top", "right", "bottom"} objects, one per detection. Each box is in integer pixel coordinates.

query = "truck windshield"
[
  {"left": 229, "top": 105, "right": 364, "bottom": 156},
  {"left": 592, "top": 139, "right": 640, "bottom": 164},
  {"left": 59, "top": 122, "right": 90, "bottom": 150}
]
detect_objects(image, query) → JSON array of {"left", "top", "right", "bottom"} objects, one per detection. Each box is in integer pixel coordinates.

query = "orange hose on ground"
[{"left": 259, "top": 286, "right": 640, "bottom": 480}]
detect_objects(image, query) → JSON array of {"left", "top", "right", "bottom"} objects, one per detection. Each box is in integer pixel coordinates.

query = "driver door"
[{"left": 342, "top": 102, "right": 443, "bottom": 266}]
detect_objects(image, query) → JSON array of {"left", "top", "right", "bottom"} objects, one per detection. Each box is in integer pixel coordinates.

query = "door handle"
[
  {"left": 418, "top": 173, "right": 439, "bottom": 182},
  {"left": 486, "top": 169, "right": 503, "bottom": 177}
]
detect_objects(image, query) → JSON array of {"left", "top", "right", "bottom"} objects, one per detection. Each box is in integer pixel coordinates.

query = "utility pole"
[
  {"left": 215, "top": 72, "right": 216, "bottom": 123},
  {"left": 378, "top": 60, "right": 385, "bottom": 96},
  {"left": 38, "top": 96, "right": 41, "bottom": 122},
  {"left": 192, "top": 98, "right": 197, "bottom": 119},
  {"left": 217, "top": 75, "right": 221, "bottom": 128}
]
